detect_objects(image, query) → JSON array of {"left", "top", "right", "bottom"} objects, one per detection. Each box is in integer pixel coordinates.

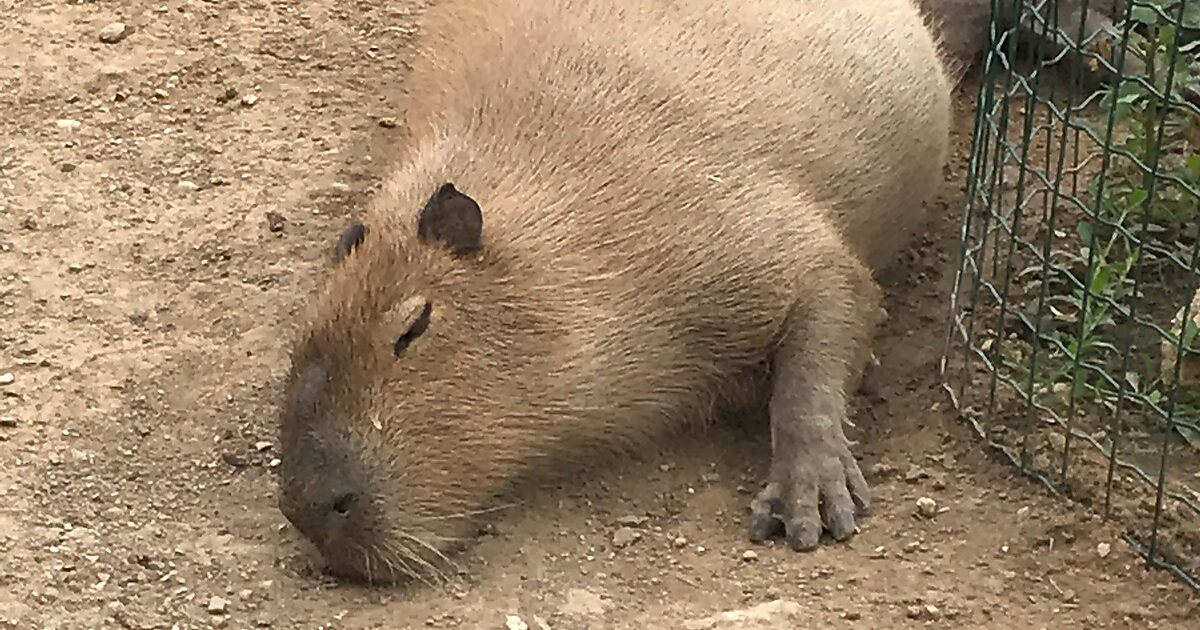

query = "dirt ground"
[{"left": 1, "top": 1, "right": 1198, "bottom": 629}]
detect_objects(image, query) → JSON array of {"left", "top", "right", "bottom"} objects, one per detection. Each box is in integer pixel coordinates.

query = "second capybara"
[
  {"left": 916, "top": 0, "right": 1155, "bottom": 91},
  {"left": 277, "top": 0, "right": 954, "bottom": 584}
]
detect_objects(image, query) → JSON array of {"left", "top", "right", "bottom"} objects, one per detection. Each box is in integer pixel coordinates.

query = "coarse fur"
[{"left": 278, "top": 0, "right": 954, "bottom": 585}]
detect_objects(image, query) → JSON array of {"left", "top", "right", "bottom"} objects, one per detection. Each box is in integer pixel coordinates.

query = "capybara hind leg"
[{"left": 749, "top": 248, "right": 882, "bottom": 551}]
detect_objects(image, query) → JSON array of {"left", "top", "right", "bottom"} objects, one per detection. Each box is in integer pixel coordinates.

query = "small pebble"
[
  {"left": 206, "top": 596, "right": 229, "bottom": 614},
  {"left": 98, "top": 22, "right": 128, "bottom": 44},
  {"left": 906, "top": 605, "right": 923, "bottom": 619},
  {"left": 673, "top": 536, "right": 688, "bottom": 548},
  {"left": 241, "top": 94, "right": 259, "bottom": 107},
  {"left": 55, "top": 119, "right": 81, "bottom": 129},
  {"left": 1097, "top": 542, "right": 1112, "bottom": 558},
  {"left": 616, "top": 515, "right": 649, "bottom": 528},
  {"left": 741, "top": 550, "right": 758, "bottom": 562},
  {"left": 254, "top": 441, "right": 273, "bottom": 452},
  {"left": 505, "top": 615, "right": 529, "bottom": 630},
  {"left": 906, "top": 604, "right": 941, "bottom": 620},
  {"left": 916, "top": 496, "right": 938, "bottom": 518},
  {"left": 265, "top": 212, "right": 286, "bottom": 233},
  {"left": 612, "top": 527, "right": 642, "bottom": 549},
  {"left": 869, "top": 462, "right": 897, "bottom": 477},
  {"left": 0, "top": 416, "right": 16, "bottom": 427},
  {"left": 378, "top": 117, "right": 398, "bottom": 128},
  {"left": 904, "top": 465, "right": 928, "bottom": 483},
  {"left": 0, "top": 373, "right": 14, "bottom": 386}
]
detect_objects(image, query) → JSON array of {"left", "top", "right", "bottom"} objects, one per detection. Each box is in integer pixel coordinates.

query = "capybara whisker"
[
  {"left": 378, "top": 543, "right": 419, "bottom": 584},
  {"left": 398, "top": 532, "right": 459, "bottom": 576},
  {"left": 361, "top": 545, "right": 374, "bottom": 586},
  {"left": 387, "top": 542, "right": 438, "bottom": 586},
  {"left": 421, "top": 501, "right": 522, "bottom": 522}
]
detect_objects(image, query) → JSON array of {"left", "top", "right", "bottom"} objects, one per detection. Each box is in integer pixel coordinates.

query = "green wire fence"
[{"left": 942, "top": 0, "right": 1200, "bottom": 588}]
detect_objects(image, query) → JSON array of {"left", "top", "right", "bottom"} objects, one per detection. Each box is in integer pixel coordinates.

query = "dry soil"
[{"left": 1, "top": 1, "right": 1198, "bottom": 629}]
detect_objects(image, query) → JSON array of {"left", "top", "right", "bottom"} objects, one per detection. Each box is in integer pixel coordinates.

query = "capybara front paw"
[{"left": 748, "top": 446, "right": 870, "bottom": 551}]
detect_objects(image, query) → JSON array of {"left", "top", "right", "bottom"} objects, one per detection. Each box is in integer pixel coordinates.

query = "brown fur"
[{"left": 278, "top": 0, "right": 953, "bottom": 584}]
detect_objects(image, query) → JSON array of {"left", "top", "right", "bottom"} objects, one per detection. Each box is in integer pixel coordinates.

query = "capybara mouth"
[
  {"left": 315, "top": 533, "right": 460, "bottom": 586},
  {"left": 319, "top": 546, "right": 405, "bottom": 586}
]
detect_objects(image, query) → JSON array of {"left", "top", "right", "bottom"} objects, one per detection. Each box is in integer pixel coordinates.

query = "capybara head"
[{"left": 277, "top": 181, "right": 544, "bottom": 584}]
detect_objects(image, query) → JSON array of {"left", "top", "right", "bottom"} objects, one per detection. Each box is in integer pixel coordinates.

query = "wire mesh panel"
[{"left": 942, "top": 0, "right": 1200, "bottom": 587}]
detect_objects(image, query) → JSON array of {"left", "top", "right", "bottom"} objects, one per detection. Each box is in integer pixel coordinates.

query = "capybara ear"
[
  {"left": 417, "top": 183, "right": 483, "bottom": 256},
  {"left": 334, "top": 222, "right": 367, "bottom": 263}
]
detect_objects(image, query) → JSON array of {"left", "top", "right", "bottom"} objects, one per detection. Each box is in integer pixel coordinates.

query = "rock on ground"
[{"left": 684, "top": 600, "right": 803, "bottom": 630}]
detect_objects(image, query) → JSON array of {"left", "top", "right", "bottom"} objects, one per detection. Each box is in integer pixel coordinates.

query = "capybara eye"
[{"left": 393, "top": 301, "right": 433, "bottom": 356}]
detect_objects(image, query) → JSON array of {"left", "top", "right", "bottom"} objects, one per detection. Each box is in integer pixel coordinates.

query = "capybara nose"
[{"left": 329, "top": 491, "right": 358, "bottom": 517}]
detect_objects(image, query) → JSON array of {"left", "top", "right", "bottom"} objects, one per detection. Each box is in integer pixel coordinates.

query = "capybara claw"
[{"left": 749, "top": 446, "right": 871, "bottom": 551}]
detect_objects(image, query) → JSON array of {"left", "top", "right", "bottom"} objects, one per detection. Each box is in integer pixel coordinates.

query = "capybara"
[
  {"left": 916, "top": 0, "right": 1153, "bottom": 90},
  {"left": 277, "top": 0, "right": 954, "bottom": 583}
]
